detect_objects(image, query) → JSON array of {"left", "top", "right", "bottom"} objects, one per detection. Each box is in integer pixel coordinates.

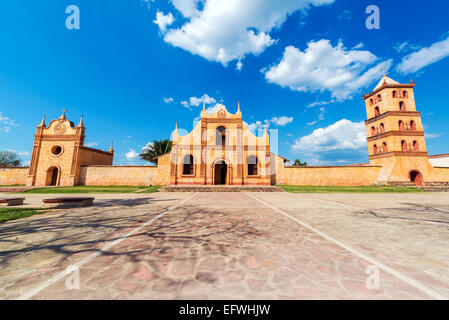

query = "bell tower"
[{"left": 363, "top": 75, "right": 435, "bottom": 185}]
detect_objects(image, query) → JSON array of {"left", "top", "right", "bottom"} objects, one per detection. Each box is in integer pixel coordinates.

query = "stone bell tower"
[
  {"left": 363, "top": 75, "right": 435, "bottom": 185},
  {"left": 27, "top": 111, "right": 113, "bottom": 187}
]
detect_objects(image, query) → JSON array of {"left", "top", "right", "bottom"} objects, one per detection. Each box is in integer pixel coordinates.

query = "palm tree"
[
  {"left": 139, "top": 139, "right": 172, "bottom": 164},
  {"left": 293, "top": 159, "right": 307, "bottom": 167}
]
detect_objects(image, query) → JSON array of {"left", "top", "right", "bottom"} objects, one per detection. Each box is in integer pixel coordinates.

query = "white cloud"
[
  {"left": 181, "top": 100, "right": 191, "bottom": 110},
  {"left": 393, "top": 42, "right": 421, "bottom": 54},
  {"left": 0, "top": 111, "right": 15, "bottom": 133},
  {"left": 205, "top": 103, "right": 222, "bottom": 114},
  {"left": 85, "top": 142, "right": 98, "bottom": 147},
  {"left": 163, "top": 97, "right": 174, "bottom": 103},
  {"left": 271, "top": 116, "right": 293, "bottom": 126},
  {"left": 246, "top": 115, "right": 294, "bottom": 134},
  {"left": 153, "top": 11, "right": 175, "bottom": 33},
  {"left": 182, "top": 93, "right": 217, "bottom": 110},
  {"left": 292, "top": 119, "right": 366, "bottom": 157},
  {"left": 142, "top": 141, "right": 154, "bottom": 152},
  {"left": 306, "top": 107, "right": 326, "bottom": 126},
  {"left": 236, "top": 60, "right": 243, "bottom": 71},
  {"left": 125, "top": 149, "right": 139, "bottom": 161},
  {"left": 396, "top": 35, "right": 449, "bottom": 74},
  {"left": 0, "top": 112, "right": 14, "bottom": 125},
  {"left": 246, "top": 120, "right": 265, "bottom": 133},
  {"left": 162, "top": 0, "right": 335, "bottom": 66},
  {"left": 189, "top": 93, "right": 216, "bottom": 106},
  {"left": 264, "top": 40, "right": 392, "bottom": 100},
  {"left": 425, "top": 133, "right": 441, "bottom": 139},
  {"left": 306, "top": 99, "right": 335, "bottom": 109}
]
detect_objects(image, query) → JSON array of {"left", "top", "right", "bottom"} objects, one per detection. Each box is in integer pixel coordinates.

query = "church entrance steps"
[
  {"left": 385, "top": 181, "right": 449, "bottom": 191},
  {"left": 419, "top": 186, "right": 449, "bottom": 192},
  {"left": 159, "top": 185, "right": 285, "bottom": 192}
]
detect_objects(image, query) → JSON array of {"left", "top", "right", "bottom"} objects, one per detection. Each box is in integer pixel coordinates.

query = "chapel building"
[{"left": 163, "top": 102, "right": 274, "bottom": 186}]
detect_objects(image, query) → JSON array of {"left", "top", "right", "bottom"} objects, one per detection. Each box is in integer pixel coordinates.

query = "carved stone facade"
[
  {"left": 168, "top": 103, "right": 272, "bottom": 185},
  {"left": 26, "top": 112, "right": 114, "bottom": 187}
]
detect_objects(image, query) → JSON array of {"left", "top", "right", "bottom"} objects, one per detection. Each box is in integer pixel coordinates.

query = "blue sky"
[{"left": 1, "top": 0, "right": 449, "bottom": 165}]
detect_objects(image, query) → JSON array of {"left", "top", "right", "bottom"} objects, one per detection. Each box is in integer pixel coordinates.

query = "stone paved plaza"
[{"left": 0, "top": 192, "right": 448, "bottom": 300}]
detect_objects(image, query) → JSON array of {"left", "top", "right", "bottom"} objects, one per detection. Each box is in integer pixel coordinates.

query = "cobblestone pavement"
[{"left": 0, "top": 192, "right": 448, "bottom": 300}]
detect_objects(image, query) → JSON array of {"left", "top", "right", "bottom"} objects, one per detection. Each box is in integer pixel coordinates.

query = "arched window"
[
  {"left": 399, "top": 101, "right": 406, "bottom": 111},
  {"left": 380, "top": 123, "right": 385, "bottom": 133},
  {"left": 373, "top": 144, "right": 378, "bottom": 154},
  {"left": 382, "top": 142, "right": 388, "bottom": 153},
  {"left": 403, "top": 90, "right": 408, "bottom": 98},
  {"left": 248, "top": 156, "right": 258, "bottom": 176},
  {"left": 392, "top": 91, "right": 397, "bottom": 98},
  {"left": 401, "top": 140, "right": 408, "bottom": 151},
  {"left": 410, "top": 120, "right": 416, "bottom": 130},
  {"left": 183, "top": 154, "right": 194, "bottom": 175},
  {"left": 370, "top": 98, "right": 374, "bottom": 106},
  {"left": 216, "top": 126, "right": 226, "bottom": 146},
  {"left": 371, "top": 126, "right": 376, "bottom": 136},
  {"left": 413, "top": 141, "right": 419, "bottom": 151},
  {"left": 399, "top": 120, "right": 405, "bottom": 131},
  {"left": 377, "top": 94, "right": 382, "bottom": 102},
  {"left": 374, "top": 106, "right": 380, "bottom": 117}
]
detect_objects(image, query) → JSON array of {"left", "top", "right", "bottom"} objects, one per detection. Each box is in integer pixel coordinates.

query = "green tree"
[
  {"left": 0, "top": 151, "right": 22, "bottom": 167},
  {"left": 139, "top": 140, "right": 172, "bottom": 164},
  {"left": 293, "top": 159, "right": 307, "bottom": 167}
]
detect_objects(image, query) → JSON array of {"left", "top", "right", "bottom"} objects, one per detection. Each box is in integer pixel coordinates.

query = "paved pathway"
[{"left": 0, "top": 192, "right": 448, "bottom": 299}]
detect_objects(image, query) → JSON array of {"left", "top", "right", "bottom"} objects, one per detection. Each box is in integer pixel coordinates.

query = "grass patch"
[
  {"left": 280, "top": 185, "right": 423, "bottom": 193},
  {"left": 0, "top": 185, "right": 25, "bottom": 187},
  {"left": 0, "top": 208, "right": 46, "bottom": 223},
  {"left": 23, "top": 185, "right": 161, "bottom": 194}
]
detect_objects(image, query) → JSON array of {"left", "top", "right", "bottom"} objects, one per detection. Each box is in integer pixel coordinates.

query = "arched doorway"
[
  {"left": 409, "top": 170, "right": 423, "bottom": 186},
  {"left": 214, "top": 160, "right": 227, "bottom": 185},
  {"left": 46, "top": 166, "right": 60, "bottom": 186}
]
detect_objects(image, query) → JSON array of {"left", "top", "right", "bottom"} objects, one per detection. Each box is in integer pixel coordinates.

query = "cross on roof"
[{"left": 219, "top": 98, "right": 224, "bottom": 105}]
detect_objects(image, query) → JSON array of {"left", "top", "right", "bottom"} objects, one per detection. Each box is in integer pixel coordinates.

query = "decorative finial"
[
  {"left": 77, "top": 115, "right": 84, "bottom": 127},
  {"left": 59, "top": 109, "right": 67, "bottom": 120},
  {"left": 202, "top": 101, "right": 206, "bottom": 111},
  {"left": 109, "top": 142, "right": 114, "bottom": 153},
  {"left": 237, "top": 101, "right": 241, "bottom": 113},
  {"left": 219, "top": 98, "right": 224, "bottom": 106},
  {"left": 38, "top": 115, "right": 46, "bottom": 127}
]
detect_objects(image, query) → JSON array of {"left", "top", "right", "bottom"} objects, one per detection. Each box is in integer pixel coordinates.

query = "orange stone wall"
[
  {"left": 274, "top": 165, "right": 382, "bottom": 186},
  {"left": 433, "top": 167, "right": 449, "bottom": 181},
  {"left": 0, "top": 167, "right": 29, "bottom": 185},
  {"left": 78, "top": 154, "right": 171, "bottom": 186}
]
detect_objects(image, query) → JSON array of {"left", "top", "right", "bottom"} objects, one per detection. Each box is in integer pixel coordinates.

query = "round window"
[{"left": 51, "top": 145, "right": 63, "bottom": 156}]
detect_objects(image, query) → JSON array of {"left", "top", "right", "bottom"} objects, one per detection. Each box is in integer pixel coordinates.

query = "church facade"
[
  {"left": 163, "top": 102, "right": 273, "bottom": 186},
  {"left": 2, "top": 76, "right": 449, "bottom": 187}
]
